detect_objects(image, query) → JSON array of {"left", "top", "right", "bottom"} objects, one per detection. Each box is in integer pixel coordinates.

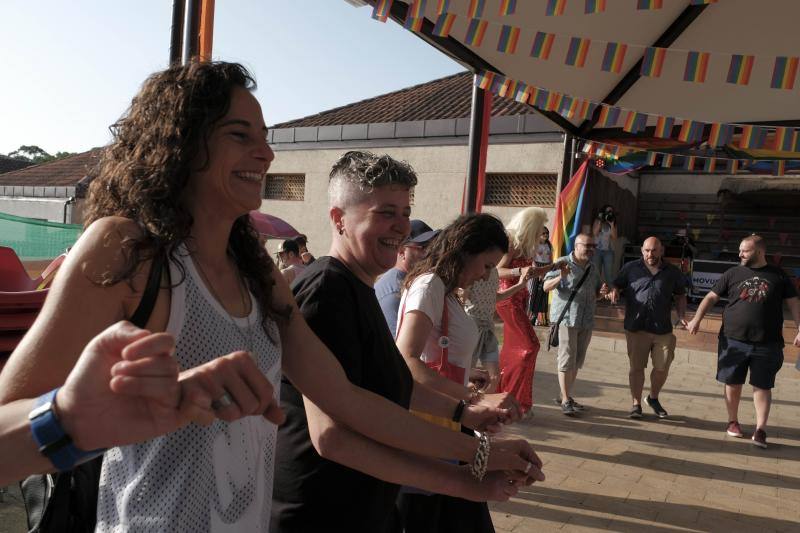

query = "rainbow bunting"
[
  {"left": 690, "top": 0, "right": 718, "bottom": 4},
  {"left": 552, "top": 161, "right": 589, "bottom": 257},
  {"left": 703, "top": 158, "right": 717, "bottom": 172},
  {"left": 661, "top": 154, "right": 673, "bottom": 168},
  {"left": 531, "top": 87, "right": 550, "bottom": 108},
  {"left": 464, "top": 18, "right": 488, "bottom": 46},
  {"left": 530, "top": 32, "right": 556, "bottom": 59},
  {"left": 654, "top": 116, "right": 675, "bottom": 138},
  {"left": 598, "top": 105, "right": 621, "bottom": 127},
  {"left": 774, "top": 127, "right": 800, "bottom": 152},
  {"left": 545, "top": 0, "right": 567, "bottom": 16},
  {"left": 544, "top": 92, "right": 564, "bottom": 112},
  {"left": 640, "top": 47, "right": 666, "bottom": 77},
  {"left": 476, "top": 70, "right": 495, "bottom": 90},
  {"left": 498, "top": 78, "right": 517, "bottom": 98},
  {"left": 577, "top": 100, "right": 597, "bottom": 120},
  {"left": 585, "top": 0, "right": 606, "bottom": 14},
  {"left": 514, "top": 83, "right": 531, "bottom": 104},
  {"left": 637, "top": 0, "right": 663, "bottom": 9},
  {"left": 467, "top": 0, "right": 486, "bottom": 18},
  {"left": 684, "top": 51, "right": 710, "bottom": 83},
  {"left": 708, "top": 123, "right": 734, "bottom": 147},
  {"left": 497, "top": 25, "right": 520, "bottom": 54},
  {"left": 774, "top": 160, "right": 786, "bottom": 176},
  {"left": 678, "top": 119, "right": 704, "bottom": 143},
  {"left": 403, "top": 0, "right": 427, "bottom": 31},
  {"left": 601, "top": 42, "right": 628, "bottom": 73},
  {"left": 372, "top": 0, "right": 393, "bottom": 21},
  {"left": 432, "top": 12, "right": 456, "bottom": 36},
  {"left": 730, "top": 160, "right": 739, "bottom": 174},
  {"left": 622, "top": 110, "right": 647, "bottom": 133},
  {"left": 739, "top": 125, "right": 767, "bottom": 149},
  {"left": 556, "top": 96, "right": 576, "bottom": 118},
  {"left": 684, "top": 156, "right": 697, "bottom": 171},
  {"left": 499, "top": 0, "right": 516, "bottom": 15},
  {"left": 585, "top": 141, "right": 598, "bottom": 155},
  {"left": 726, "top": 54, "right": 754, "bottom": 85},
  {"left": 436, "top": 0, "right": 450, "bottom": 14},
  {"left": 489, "top": 74, "right": 506, "bottom": 95},
  {"left": 771, "top": 56, "right": 799, "bottom": 90},
  {"left": 645, "top": 151, "right": 658, "bottom": 166},
  {"left": 565, "top": 37, "right": 591, "bottom": 68}
]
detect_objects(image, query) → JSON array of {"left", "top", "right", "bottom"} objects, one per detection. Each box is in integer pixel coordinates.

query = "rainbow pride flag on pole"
[{"left": 552, "top": 161, "right": 590, "bottom": 257}]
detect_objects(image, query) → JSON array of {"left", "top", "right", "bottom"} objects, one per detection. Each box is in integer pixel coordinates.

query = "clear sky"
[{"left": 0, "top": 0, "right": 463, "bottom": 156}]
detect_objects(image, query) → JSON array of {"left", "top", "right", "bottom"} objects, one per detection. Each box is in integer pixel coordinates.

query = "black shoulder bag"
[
  {"left": 20, "top": 252, "right": 166, "bottom": 533},
  {"left": 547, "top": 264, "right": 592, "bottom": 351}
]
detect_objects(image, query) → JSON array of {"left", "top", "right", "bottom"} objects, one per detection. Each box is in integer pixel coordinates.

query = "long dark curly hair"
[
  {"left": 404, "top": 214, "right": 509, "bottom": 294},
  {"left": 84, "top": 61, "right": 288, "bottom": 329}
]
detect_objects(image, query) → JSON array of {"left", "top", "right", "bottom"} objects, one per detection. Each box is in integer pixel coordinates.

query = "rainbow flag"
[
  {"left": 514, "top": 83, "right": 531, "bottom": 104},
  {"left": 577, "top": 100, "right": 597, "bottom": 120},
  {"left": 678, "top": 119, "right": 704, "bottom": 142},
  {"left": 661, "top": 154, "right": 674, "bottom": 168},
  {"left": 372, "top": 0, "right": 393, "bottom": 21},
  {"left": 730, "top": 159, "right": 739, "bottom": 174},
  {"left": 773, "top": 160, "right": 786, "bottom": 176},
  {"left": 640, "top": 46, "right": 666, "bottom": 77},
  {"left": 684, "top": 51, "right": 710, "bottom": 82},
  {"left": 654, "top": 116, "right": 675, "bottom": 138},
  {"left": 476, "top": 70, "right": 495, "bottom": 90},
  {"left": 708, "top": 123, "right": 734, "bottom": 147},
  {"left": 499, "top": 0, "right": 516, "bottom": 15},
  {"left": 774, "top": 127, "right": 800, "bottom": 152},
  {"left": 464, "top": 18, "right": 488, "bottom": 46},
  {"left": 598, "top": 105, "right": 621, "bottom": 127},
  {"left": 404, "top": 0, "right": 427, "bottom": 31},
  {"left": 601, "top": 42, "right": 628, "bottom": 73},
  {"left": 544, "top": 92, "right": 564, "bottom": 112},
  {"left": 585, "top": 0, "right": 606, "bottom": 14},
  {"left": 467, "top": 0, "right": 486, "bottom": 17},
  {"left": 703, "top": 158, "right": 717, "bottom": 172},
  {"left": 498, "top": 77, "right": 516, "bottom": 98},
  {"left": 739, "top": 125, "right": 767, "bottom": 149},
  {"left": 531, "top": 87, "right": 550, "bottom": 108},
  {"left": 622, "top": 110, "right": 647, "bottom": 133},
  {"left": 690, "top": 0, "right": 718, "bottom": 4},
  {"left": 436, "top": 0, "right": 450, "bottom": 14},
  {"left": 497, "top": 25, "right": 520, "bottom": 54},
  {"left": 432, "top": 12, "right": 456, "bottom": 36},
  {"left": 565, "top": 37, "right": 591, "bottom": 67},
  {"left": 637, "top": 0, "right": 663, "bottom": 9},
  {"left": 684, "top": 156, "right": 697, "bottom": 171},
  {"left": 558, "top": 96, "right": 577, "bottom": 118},
  {"left": 489, "top": 74, "right": 506, "bottom": 95},
  {"left": 726, "top": 54, "right": 754, "bottom": 85},
  {"left": 530, "top": 31, "right": 556, "bottom": 59},
  {"left": 771, "top": 56, "right": 799, "bottom": 89},
  {"left": 645, "top": 151, "right": 658, "bottom": 166},
  {"left": 551, "top": 161, "right": 589, "bottom": 257},
  {"left": 546, "top": 0, "right": 567, "bottom": 16}
]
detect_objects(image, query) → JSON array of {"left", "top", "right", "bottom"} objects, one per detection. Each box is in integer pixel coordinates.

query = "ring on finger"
[
  {"left": 524, "top": 462, "right": 532, "bottom": 475},
  {"left": 211, "top": 391, "right": 234, "bottom": 410}
]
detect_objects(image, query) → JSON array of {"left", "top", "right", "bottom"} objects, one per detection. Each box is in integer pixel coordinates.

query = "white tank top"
[{"left": 96, "top": 246, "right": 282, "bottom": 532}]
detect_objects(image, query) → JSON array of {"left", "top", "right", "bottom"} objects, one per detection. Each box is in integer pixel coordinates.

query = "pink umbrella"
[{"left": 249, "top": 211, "right": 301, "bottom": 240}]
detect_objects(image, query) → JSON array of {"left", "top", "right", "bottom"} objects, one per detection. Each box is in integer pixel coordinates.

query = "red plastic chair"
[{"left": 0, "top": 246, "right": 37, "bottom": 292}]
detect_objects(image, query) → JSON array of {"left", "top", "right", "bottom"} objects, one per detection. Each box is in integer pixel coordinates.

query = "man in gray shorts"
[{"left": 543, "top": 233, "right": 606, "bottom": 415}]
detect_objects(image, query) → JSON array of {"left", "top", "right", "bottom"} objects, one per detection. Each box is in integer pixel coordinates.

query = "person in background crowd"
[
  {"left": 294, "top": 234, "right": 316, "bottom": 265},
  {"left": 277, "top": 238, "right": 306, "bottom": 285},
  {"left": 687, "top": 235, "right": 800, "bottom": 448},
  {"left": 531, "top": 227, "right": 554, "bottom": 326},
  {"left": 375, "top": 219, "right": 438, "bottom": 336},
  {"left": 610, "top": 237, "right": 687, "bottom": 420},
  {"left": 592, "top": 204, "right": 618, "bottom": 284},
  {"left": 496, "top": 207, "right": 552, "bottom": 417},
  {"left": 543, "top": 234, "right": 606, "bottom": 415},
  {"left": 271, "top": 151, "right": 544, "bottom": 533}
]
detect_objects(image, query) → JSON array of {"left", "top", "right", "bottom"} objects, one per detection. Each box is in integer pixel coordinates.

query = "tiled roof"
[
  {"left": 0, "top": 155, "right": 32, "bottom": 174},
  {"left": 0, "top": 149, "right": 102, "bottom": 188},
  {"left": 271, "top": 71, "right": 533, "bottom": 128}
]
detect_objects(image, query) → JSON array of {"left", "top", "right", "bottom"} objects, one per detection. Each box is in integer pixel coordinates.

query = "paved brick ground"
[{"left": 489, "top": 343, "right": 800, "bottom": 533}]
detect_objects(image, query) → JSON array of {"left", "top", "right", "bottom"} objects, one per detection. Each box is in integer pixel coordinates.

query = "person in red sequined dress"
[{"left": 496, "top": 207, "right": 552, "bottom": 416}]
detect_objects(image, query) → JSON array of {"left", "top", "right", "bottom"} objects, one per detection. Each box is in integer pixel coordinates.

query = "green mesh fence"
[{"left": 0, "top": 212, "right": 82, "bottom": 261}]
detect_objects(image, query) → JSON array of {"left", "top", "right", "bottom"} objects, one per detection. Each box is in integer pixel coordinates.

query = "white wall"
[
  {"left": 263, "top": 141, "right": 564, "bottom": 255},
  {"left": 0, "top": 197, "right": 81, "bottom": 223}
]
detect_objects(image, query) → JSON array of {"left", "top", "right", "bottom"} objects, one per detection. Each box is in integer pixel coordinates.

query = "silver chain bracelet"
[{"left": 470, "top": 432, "right": 491, "bottom": 481}]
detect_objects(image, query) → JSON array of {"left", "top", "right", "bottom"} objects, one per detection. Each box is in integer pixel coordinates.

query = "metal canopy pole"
[
  {"left": 198, "top": 0, "right": 216, "bottom": 61},
  {"left": 182, "top": 0, "right": 201, "bottom": 64},
  {"left": 169, "top": 0, "right": 186, "bottom": 65},
  {"left": 465, "top": 77, "right": 487, "bottom": 214}
]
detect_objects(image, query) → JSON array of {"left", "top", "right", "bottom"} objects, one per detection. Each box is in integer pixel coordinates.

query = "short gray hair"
[{"left": 328, "top": 150, "right": 418, "bottom": 209}]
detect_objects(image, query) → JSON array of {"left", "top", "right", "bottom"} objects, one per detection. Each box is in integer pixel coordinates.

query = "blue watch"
[{"left": 29, "top": 388, "right": 105, "bottom": 471}]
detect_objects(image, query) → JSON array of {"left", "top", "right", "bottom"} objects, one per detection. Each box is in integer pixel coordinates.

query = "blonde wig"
[{"left": 506, "top": 207, "right": 548, "bottom": 259}]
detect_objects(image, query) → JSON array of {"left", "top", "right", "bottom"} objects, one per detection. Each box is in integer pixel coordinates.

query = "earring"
[{"left": 338, "top": 226, "right": 344, "bottom": 235}]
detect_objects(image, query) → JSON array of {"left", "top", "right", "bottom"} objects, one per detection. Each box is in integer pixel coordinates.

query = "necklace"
[{"left": 192, "top": 255, "right": 255, "bottom": 354}]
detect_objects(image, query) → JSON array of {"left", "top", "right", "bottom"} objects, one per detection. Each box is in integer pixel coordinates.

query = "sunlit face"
[
  {"left": 458, "top": 248, "right": 504, "bottom": 289},
  {"left": 739, "top": 240, "right": 763, "bottom": 267},
  {"left": 339, "top": 185, "right": 411, "bottom": 279},
  {"left": 574, "top": 237, "right": 596, "bottom": 262},
  {"left": 399, "top": 243, "right": 427, "bottom": 271},
  {"left": 188, "top": 87, "right": 274, "bottom": 218},
  {"left": 641, "top": 238, "right": 662, "bottom": 266}
]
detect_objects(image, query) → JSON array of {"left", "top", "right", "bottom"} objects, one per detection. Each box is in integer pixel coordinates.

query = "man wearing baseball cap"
[{"left": 375, "top": 219, "right": 439, "bottom": 336}]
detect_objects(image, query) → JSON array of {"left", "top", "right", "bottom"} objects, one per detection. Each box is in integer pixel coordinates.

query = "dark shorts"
[{"left": 716, "top": 336, "right": 784, "bottom": 389}]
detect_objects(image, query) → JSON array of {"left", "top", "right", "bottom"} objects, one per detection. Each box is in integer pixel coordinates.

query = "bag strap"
[
  {"left": 553, "top": 262, "right": 592, "bottom": 327},
  {"left": 129, "top": 251, "right": 166, "bottom": 329}
]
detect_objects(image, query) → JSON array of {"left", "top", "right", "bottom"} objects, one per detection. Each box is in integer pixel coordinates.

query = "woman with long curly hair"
[
  {"left": 0, "top": 62, "right": 542, "bottom": 532},
  {"left": 496, "top": 207, "right": 552, "bottom": 416}
]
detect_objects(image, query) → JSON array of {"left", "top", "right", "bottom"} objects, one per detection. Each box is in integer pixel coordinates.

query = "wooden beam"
[{"left": 198, "top": 0, "right": 216, "bottom": 61}]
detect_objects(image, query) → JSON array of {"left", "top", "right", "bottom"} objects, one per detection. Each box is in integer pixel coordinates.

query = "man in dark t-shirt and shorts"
[{"left": 688, "top": 235, "right": 800, "bottom": 449}]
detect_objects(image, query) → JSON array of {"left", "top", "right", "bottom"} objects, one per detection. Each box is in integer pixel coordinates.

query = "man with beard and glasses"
[
  {"left": 688, "top": 235, "right": 800, "bottom": 449},
  {"left": 609, "top": 237, "right": 687, "bottom": 420}
]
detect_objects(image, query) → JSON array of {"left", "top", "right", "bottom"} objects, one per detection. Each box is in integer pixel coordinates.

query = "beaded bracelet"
[{"left": 470, "top": 432, "right": 491, "bottom": 481}]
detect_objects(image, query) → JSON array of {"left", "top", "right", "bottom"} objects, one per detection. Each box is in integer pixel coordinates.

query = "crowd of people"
[{"left": 1, "top": 60, "right": 799, "bottom": 532}]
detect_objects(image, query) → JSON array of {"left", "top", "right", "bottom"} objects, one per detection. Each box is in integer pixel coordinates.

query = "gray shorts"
[
  {"left": 557, "top": 324, "right": 593, "bottom": 371},
  {"left": 472, "top": 328, "right": 500, "bottom": 366}
]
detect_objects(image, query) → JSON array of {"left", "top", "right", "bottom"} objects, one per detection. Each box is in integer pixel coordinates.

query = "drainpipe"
[{"left": 63, "top": 196, "right": 76, "bottom": 224}]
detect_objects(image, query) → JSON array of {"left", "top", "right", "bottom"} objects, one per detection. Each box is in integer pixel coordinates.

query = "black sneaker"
[
  {"left": 561, "top": 401, "right": 577, "bottom": 416},
  {"left": 568, "top": 397, "right": 587, "bottom": 411},
  {"left": 644, "top": 395, "right": 668, "bottom": 418},
  {"left": 629, "top": 404, "right": 642, "bottom": 418}
]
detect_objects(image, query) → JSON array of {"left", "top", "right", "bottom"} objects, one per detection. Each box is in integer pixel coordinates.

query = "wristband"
[
  {"left": 452, "top": 399, "right": 467, "bottom": 423},
  {"left": 29, "top": 388, "right": 106, "bottom": 471}
]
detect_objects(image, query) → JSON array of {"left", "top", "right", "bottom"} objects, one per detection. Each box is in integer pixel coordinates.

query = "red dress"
[{"left": 496, "top": 256, "right": 539, "bottom": 413}]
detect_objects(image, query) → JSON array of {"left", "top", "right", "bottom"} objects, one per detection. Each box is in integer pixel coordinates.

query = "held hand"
[
  {"left": 468, "top": 367, "right": 490, "bottom": 391},
  {"left": 488, "top": 437, "right": 545, "bottom": 482},
  {"left": 458, "top": 468, "right": 525, "bottom": 502},
  {"left": 678, "top": 317, "right": 689, "bottom": 330},
  {"left": 519, "top": 266, "right": 533, "bottom": 282},
  {"left": 476, "top": 392, "right": 522, "bottom": 422},
  {"left": 462, "top": 404, "right": 508, "bottom": 434},
  {"left": 599, "top": 283, "right": 609, "bottom": 296},
  {"left": 793, "top": 330, "right": 800, "bottom": 348},
  {"left": 608, "top": 288, "right": 620, "bottom": 304},
  {"left": 686, "top": 319, "right": 701, "bottom": 335},
  {"left": 559, "top": 262, "right": 570, "bottom": 278}
]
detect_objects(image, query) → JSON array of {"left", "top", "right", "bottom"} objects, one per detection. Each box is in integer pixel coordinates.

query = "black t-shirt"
[
  {"left": 711, "top": 264, "right": 797, "bottom": 343},
  {"left": 271, "top": 256, "right": 414, "bottom": 533},
  {"left": 613, "top": 259, "right": 686, "bottom": 335}
]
